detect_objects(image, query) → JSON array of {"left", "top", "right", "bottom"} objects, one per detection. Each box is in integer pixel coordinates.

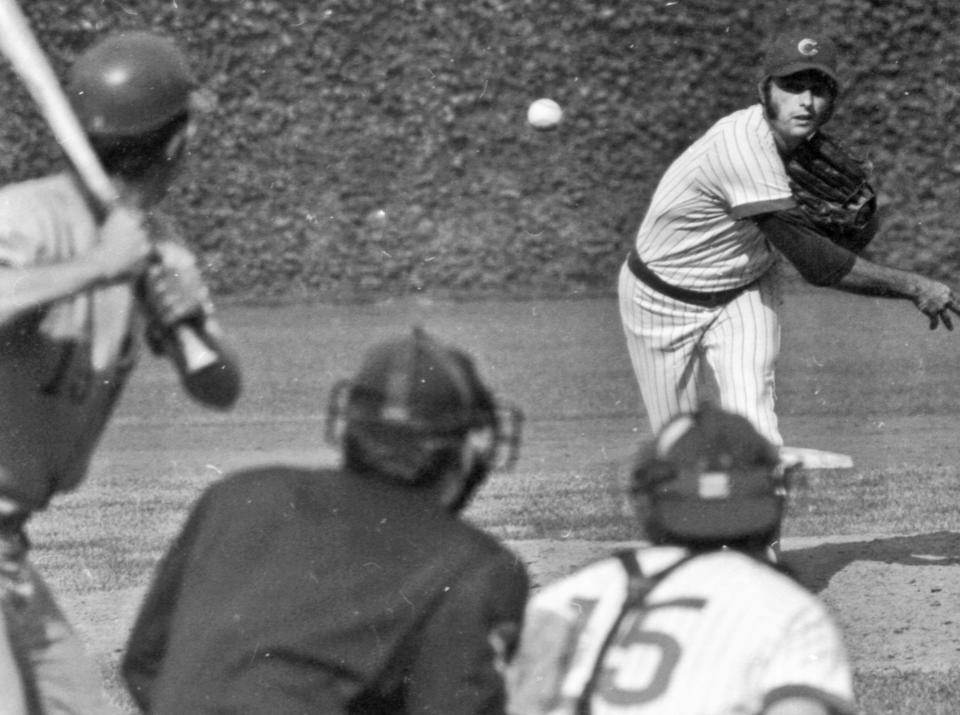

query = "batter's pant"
[
  {"left": 618, "top": 261, "right": 783, "bottom": 446},
  {"left": 0, "top": 529, "right": 118, "bottom": 715}
]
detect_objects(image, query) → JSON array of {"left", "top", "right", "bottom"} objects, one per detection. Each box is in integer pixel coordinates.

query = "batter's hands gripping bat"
[{"left": 0, "top": 0, "right": 241, "bottom": 409}]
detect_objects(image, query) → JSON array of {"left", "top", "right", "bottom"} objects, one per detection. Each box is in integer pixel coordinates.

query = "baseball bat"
[
  {"left": 0, "top": 0, "right": 241, "bottom": 408},
  {"left": 0, "top": 0, "right": 116, "bottom": 206}
]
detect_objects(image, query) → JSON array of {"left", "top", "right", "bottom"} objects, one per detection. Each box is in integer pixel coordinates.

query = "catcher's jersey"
[
  {"left": 507, "top": 546, "right": 856, "bottom": 715},
  {"left": 0, "top": 173, "right": 139, "bottom": 510},
  {"left": 634, "top": 104, "right": 796, "bottom": 291}
]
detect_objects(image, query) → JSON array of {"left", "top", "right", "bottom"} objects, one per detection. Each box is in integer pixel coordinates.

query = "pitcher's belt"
[{"left": 626, "top": 249, "right": 750, "bottom": 309}]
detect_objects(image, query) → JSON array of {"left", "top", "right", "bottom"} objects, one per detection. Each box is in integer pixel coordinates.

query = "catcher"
[
  {"left": 0, "top": 31, "right": 236, "bottom": 714},
  {"left": 618, "top": 26, "right": 960, "bottom": 448},
  {"left": 507, "top": 403, "right": 856, "bottom": 715}
]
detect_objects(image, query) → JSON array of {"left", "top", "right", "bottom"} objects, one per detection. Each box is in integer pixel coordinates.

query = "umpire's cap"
[
  {"left": 761, "top": 29, "right": 839, "bottom": 83},
  {"left": 631, "top": 403, "right": 784, "bottom": 543},
  {"left": 346, "top": 326, "right": 497, "bottom": 436},
  {"left": 68, "top": 31, "right": 196, "bottom": 139},
  {"left": 326, "top": 327, "right": 522, "bottom": 483}
]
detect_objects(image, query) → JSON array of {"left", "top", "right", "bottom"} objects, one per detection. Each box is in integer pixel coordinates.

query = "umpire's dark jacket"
[{"left": 121, "top": 466, "right": 529, "bottom": 714}]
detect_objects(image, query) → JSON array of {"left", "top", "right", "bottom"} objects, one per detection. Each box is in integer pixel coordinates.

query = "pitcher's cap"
[{"left": 762, "top": 30, "right": 838, "bottom": 82}]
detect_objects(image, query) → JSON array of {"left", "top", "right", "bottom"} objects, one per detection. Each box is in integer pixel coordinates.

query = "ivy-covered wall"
[{"left": 3, "top": 1, "right": 959, "bottom": 299}]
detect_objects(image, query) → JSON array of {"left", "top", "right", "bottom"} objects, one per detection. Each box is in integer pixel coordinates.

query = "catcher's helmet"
[
  {"left": 67, "top": 31, "right": 196, "bottom": 139},
  {"left": 631, "top": 403, "right": 785, "bottom": 544},
  {"left": 326, "top": 327, "right": 522, "bottom": 486}
]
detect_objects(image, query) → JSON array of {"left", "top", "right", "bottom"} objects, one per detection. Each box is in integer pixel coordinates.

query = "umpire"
[{"left": 122, "top": 327, "right": 529, "bottom": 714}]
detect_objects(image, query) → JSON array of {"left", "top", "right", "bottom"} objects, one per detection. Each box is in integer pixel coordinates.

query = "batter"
[{"left": 0, "top": 32, "right": 230, "bottom": 714}]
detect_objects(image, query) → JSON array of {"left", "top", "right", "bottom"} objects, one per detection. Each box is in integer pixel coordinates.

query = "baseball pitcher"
[{"left": 618, "top": 27, "right": 960, "bottom": 446}]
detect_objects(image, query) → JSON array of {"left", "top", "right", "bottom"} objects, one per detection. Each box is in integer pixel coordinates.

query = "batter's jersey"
[
  {"left": 122, "top": 465, "right": 530, "bottom": 715},
  {"left": 634, "top": 104, "right": 796, "bottom": 292},
  {"left": 507, "top": 546, "right": 855, "bottom": 715},
  {"left": 0, "top": 173, "right": 140, "bottom": 510}
]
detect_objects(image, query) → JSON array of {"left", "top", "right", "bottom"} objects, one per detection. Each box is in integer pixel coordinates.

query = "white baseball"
[{"left": 527, "top": 98, "right": 563, "bottom": 129}]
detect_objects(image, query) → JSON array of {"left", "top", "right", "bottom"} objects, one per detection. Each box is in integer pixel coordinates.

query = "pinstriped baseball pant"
[{"left": 618, "top": 261, "right": 783, "bottom": 446}]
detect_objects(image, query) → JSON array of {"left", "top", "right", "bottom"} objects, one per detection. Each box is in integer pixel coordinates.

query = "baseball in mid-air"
[{"left": 527, "top": 97, "right": 563, "bottom": 129}]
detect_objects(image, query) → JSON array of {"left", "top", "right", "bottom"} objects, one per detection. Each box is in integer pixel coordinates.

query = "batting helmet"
[
  {"left": 631, "top": 403, "right": 785, "bottom": 544},
  {"left": 325, "top": 327, "right": 523, "bottom": 488},
  {"left": 67, "top": 31, "right": 196, "bottom": 139}
]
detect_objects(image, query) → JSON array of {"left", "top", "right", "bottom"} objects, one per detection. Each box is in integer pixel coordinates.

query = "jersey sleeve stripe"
[
  {"left": 721, "top": 111, "right": 792, "bottom": 208},
  {"left": 763, "top": 684, "right": 858, "bottom": 715},
  {"left": 731, "top": 197, "right": 796, "bottom": 219}
]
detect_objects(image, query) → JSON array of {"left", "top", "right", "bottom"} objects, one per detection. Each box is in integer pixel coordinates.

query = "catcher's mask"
[
  {"left": 325, "top": 327, "right": 523, "bottom": 488},
  {"left": 630, "top": 403, "right": 786, "bottom": 545}
]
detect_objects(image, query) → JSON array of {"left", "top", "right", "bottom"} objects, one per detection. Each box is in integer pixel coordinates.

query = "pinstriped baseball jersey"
[
  {"left": 619, "top": 103, "right": 792, "bottom": 445},
  {"left": 507, "top": 546, "right": 855, "bottom": 715},
  {"left": 635, "top": 104, "right": 795, "bottom": 292}
]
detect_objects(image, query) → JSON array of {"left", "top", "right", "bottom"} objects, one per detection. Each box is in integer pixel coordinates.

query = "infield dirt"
[
  {"left": 64, "top": 524, "right": 960, "bottom": 676},
  {"left": 36, "top": 291, "right": 960, "bottom": 704}
]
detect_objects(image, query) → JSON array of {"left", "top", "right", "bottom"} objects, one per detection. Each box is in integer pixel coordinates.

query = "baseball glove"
[{"left": 785, "top": 131, "right": 879, "bottom": 254}]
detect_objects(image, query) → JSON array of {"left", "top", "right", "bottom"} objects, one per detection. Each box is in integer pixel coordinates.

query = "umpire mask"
[{"left": 325, "top": 327, "right": 523, "bottom": 498}]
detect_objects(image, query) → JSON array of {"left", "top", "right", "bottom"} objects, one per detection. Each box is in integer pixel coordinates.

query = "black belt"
[{"left": 626, "top": 249, "right": 749, "bottom": 309}]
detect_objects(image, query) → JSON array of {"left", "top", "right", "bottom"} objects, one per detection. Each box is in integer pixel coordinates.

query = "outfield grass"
[{"left": 26, "top": 288, "right": 960, "bottom": 713}]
